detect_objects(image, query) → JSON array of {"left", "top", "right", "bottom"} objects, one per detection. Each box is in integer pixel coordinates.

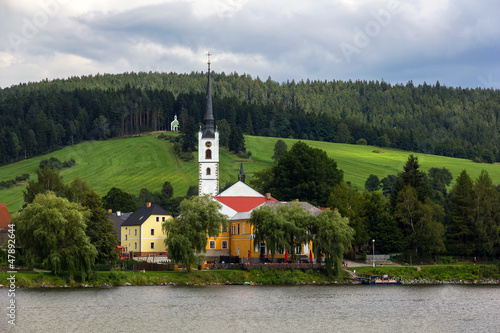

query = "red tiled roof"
[
  {"left": 215, "top": 196, "right": 278, "bottom": 213},
  {"left": 0, "top": 203, "right": 12, "bottom": 229}
]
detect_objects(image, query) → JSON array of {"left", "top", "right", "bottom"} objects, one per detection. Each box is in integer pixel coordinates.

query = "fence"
[
  {"left": 241, "top": 263, "right": 322, "bottom": 270},
  {"left": 133, "top": 262, "right": 174, "bottom": 271}
]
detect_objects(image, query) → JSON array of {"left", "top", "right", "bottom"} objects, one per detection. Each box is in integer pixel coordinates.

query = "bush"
[
  {"left": 15, "top": 173, "right": 30, "bottom": 182},
  {"left": 356, "top": 138, "right": 367, "bottom": 145},
  {"left": 39, "top": 157, "right": 76, "bottom": 170},
  {"left": 472, "top": 156, "right": 483, "bottom": 163}
]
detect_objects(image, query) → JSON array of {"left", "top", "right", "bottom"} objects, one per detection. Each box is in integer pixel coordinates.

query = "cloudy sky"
[{"left": 1, "top": 0, "right": 499, "bottom": 89}]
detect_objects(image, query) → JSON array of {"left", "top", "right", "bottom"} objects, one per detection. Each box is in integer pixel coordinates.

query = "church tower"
[{"left": 198, "top": 53, "right": 219, "bottom": 196}]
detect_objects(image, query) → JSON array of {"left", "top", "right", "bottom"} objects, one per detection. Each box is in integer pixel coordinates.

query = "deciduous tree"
[
  {"left": 311, "top": 210, "right": 354, "bottom": 277},
  {"left": 162, "top": 195, "right": 228, "bottom": 272},
  {"left": 23, "top": 165, "right": 66, "bottom": 206},
  {"left": 81, "top": 190, "right": 119, "bottom": 264},
  {"left": 261, "top": 141, "right": 343, "bottom": 206},
  {"left": 13, "top": 192, "right": 97, "bottom": 280}
]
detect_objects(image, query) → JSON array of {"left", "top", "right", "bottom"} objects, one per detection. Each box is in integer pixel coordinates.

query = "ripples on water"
[{"left": 3, "top": 285, "right": 499, "bottom": 333}]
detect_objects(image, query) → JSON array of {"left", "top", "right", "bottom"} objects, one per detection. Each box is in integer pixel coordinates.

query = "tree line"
[
  {"left": 1, "top": 72, "right": 499, "bottom": 166},
  {"left": 253, "top": 141, "right": 500, "bottom": 260}
]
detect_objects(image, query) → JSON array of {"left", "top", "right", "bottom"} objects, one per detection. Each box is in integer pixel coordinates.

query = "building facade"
[{"left": 120, "top": 202, "right": 172, "bottom": 257}]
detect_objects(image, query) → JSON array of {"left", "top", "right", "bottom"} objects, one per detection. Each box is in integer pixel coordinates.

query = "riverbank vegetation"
[
  {"left": 0, "top": 268, "right": 346, "bottom": 288},
  {"left": 2, "top": 264, "right": 498, "bottom": 288},
  {"left": 352, "top": 264, "right": 500, "bottom": 283}
]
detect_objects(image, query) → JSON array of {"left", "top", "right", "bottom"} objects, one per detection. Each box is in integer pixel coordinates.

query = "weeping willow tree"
[
  {"left": 162, "top": 194, "right": 228, "bottom": 272},
  {"left": 312, "top": 210, "right": 355, "bottom": 277},
  {"left": 250, "top": 205, "right": 285, "bottom": 262},
  {"left": 13, "top": 192, "right": 97, "bottom": 281}
]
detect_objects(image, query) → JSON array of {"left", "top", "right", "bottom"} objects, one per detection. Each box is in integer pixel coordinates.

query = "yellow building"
[
  {"left": 120, "top": 202, "right": 172, "bottom": 257},
  {"left": 205, "top": 181, "right": 321, "bottom": 263}
]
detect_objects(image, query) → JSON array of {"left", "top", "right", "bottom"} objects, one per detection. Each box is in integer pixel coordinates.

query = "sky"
[{"left": 1, "top": 0, "right": 499, "bottom": 89}]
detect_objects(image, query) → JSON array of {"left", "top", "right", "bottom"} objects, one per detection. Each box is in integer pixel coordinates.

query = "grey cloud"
[{"left": 1, "top": 0, "right": 499, "bottom": 88}]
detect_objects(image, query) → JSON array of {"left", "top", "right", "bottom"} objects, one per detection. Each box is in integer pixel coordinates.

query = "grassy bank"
[
  {"left": 351, "top": 264, "right": 500, "bottom": 283},
  {"left": 2, "top": 264, "right": 499, "bottom": 288},
  {"left": 0, "top": 268, "right": 348, "bottom": 288}
]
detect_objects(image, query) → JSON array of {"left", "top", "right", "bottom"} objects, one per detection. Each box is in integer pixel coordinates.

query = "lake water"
[{"left": 2, "top": 285, "right": 499, "bottom": 332}]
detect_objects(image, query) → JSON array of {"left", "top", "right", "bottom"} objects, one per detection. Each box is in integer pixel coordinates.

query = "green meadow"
[{"left": 1, "top": 133, "right": 499, "bottom": 212}]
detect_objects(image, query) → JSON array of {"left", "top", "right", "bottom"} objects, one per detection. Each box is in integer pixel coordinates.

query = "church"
[{"left": 198, "top": 56, "right": 318, "bottom": 264}]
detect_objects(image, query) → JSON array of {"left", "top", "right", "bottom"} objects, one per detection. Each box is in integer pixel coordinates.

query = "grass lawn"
[{"left": 1, "top": 133, "right": 499, "bottom": 212}]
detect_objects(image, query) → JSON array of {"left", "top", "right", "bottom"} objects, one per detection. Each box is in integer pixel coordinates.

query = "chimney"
[
  {"left": 265, "top": 193, "right": 271, "bottom": 200},
  {"left": 146, "top": 202, "right": 152, "bottom": 208}
]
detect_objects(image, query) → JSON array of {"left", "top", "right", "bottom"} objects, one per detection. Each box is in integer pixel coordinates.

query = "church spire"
[
  {"left": 238, "top": 162, "right": 246, "bottom": 183},
  {"left": 202, "top": 52, "right": 215, "bottom": 138}
]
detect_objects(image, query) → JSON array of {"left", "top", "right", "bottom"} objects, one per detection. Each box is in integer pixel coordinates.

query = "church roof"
[
  {"left": 216, "top": 196, "right": 277, "bottom": 213},
  {"left": 214, "top": 181, "right": 277, "bottom": 214},
  {"left": 216, "top": 181, "right": 267, "bottom": 197},
  {"left": 0, "top": 203, "right": 12, "bottom": 229},
  {"left": 258, "top": 201, "right": 323, "bottom": 216}
]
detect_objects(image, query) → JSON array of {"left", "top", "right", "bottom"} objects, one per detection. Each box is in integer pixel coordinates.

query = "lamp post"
[{"left": 372, "top": 239, "right": 375, "bottom": 267}]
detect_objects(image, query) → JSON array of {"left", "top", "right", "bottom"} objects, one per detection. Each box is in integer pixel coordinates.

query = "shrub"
[{"left": 357, "top": 138, "right": 367, "bottom": 145}]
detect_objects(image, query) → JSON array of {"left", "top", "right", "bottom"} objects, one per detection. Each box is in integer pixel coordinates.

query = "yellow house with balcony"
[{"left": 120, "top": 202, "right": 172, "bottom": 257}]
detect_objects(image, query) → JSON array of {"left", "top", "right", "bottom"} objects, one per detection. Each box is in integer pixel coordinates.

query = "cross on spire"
[{"left": 207, "top": 51, "right": 212, "bottom": 68}]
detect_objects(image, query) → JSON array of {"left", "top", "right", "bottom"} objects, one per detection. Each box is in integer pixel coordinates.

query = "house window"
[
  {"left": 206, "top": 167, "right": 211, "bottom": 175},
  {"left": 125, "top": 247, "right": 128, "bottom": 252},
  {"left": 151, "top": 229, "right": 155, "bottom": 236},
  {"left": 231, "top": 225, "right": 235, "bottom": 235},
  {"left": 209, "top": 240, "right": 215, "bottom": 249},
  {"left": 296, "top": 245, "right": 302, "bottom": 255},
  {"left": 134, "top": 242, "right": 137, "bottom": 249},
  {"left": 278, "top": 247, "right": 285, "bottom": 255},
  {"left": 162, "top": 217, "right": 165, "bottom": 222},
  {"left": 156, "top": 217, "right": 159, "bottom": 222},
  {"left": 125, "top": 235, "right": 127, "bottom": 241},
  {"left": 205, "top": 149, "right": 212, "bottom": 159},
  {"left": 135, "top": 229, "right": 137, "bottom": 236},
  {"left": 242, "top": 223, "right": 245, "bottom": 234},
  {"left": 151, "top": 242, "right": 155, "bottom": 249},
  {"left": 237, "top": 223, "right": 240, "bottom": 235},
  {"left": 129, "top": 229, "right": 130, "bottom": 235},
  {"left": 222, "top": 241, "right": 228, "bottom": 249}
]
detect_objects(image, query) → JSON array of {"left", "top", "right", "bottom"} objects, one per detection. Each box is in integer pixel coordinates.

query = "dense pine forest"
[{"left": 1, "top": 71, "right": 499, "bottom": 165}]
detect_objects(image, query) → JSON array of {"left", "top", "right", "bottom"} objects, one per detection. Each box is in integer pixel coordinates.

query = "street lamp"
[{"left": 372, "top": 239, "right": 375, "bottom": 267}]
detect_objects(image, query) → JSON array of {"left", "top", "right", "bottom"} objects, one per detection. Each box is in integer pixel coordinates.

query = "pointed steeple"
[
  {"left": 238, "top": 162, "right": 246, "bottom": 183},
  {"left": 202, "top": 52, "right": 215, "bottom": 138}
]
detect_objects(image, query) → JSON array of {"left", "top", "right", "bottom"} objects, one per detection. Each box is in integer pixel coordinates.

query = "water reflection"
[{"left": 5, "top": 285, "right": 500, "bottom": 333}]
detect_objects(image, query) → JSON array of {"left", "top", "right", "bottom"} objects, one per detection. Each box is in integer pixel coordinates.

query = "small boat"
[{"left": 362, "top": 274, "right": 402, "bottom": 285}]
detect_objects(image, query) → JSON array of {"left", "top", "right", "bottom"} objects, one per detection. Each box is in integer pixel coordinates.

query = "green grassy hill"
[{"left": 1, "top": 133, "right": 499, "bottom": 212}]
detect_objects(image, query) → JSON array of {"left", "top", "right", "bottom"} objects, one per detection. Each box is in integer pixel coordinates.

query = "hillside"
[
  {"left": 1, "top": 72, "right": 499, "bottom": 169},
  {"left": 1, "top": 133, "right": 499, "bottom": 213}
]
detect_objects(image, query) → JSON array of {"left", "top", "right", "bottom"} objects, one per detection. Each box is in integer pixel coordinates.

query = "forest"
[{"left": 1, "top": 71, "right": 499, "bottom": 165}]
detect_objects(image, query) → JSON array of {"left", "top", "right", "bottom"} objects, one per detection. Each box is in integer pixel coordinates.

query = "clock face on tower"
[{"left": 205, "top": 141, "right": 212, "bottom": 147}]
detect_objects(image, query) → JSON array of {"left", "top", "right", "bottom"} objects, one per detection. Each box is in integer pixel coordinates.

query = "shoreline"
[{"left": 2, "top": 263, "right": 499, "bottom": 288}]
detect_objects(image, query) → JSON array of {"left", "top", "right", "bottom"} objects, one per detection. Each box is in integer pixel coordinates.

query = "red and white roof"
[{"left": 214, "top": 181, "right": 277, "bottom": 220}]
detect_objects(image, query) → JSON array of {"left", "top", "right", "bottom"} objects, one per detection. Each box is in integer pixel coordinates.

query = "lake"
[{"left": 3, "top": 285, "right": 499, "bottom": 332}]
